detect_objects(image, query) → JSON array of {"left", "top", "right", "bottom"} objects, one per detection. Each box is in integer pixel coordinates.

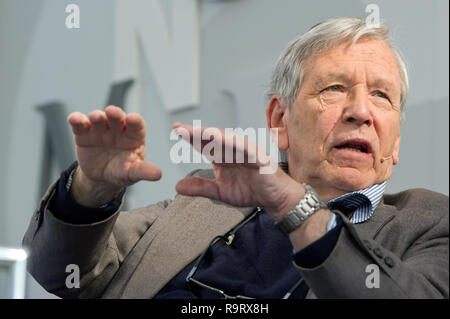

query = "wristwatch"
[{"left": 274, "top": 183, "right": 327, "bottom": 235}]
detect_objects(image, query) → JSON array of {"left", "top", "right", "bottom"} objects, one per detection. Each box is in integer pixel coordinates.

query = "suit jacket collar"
[{"left": 353, "top": 198, "right": 396, "bottom": 239}]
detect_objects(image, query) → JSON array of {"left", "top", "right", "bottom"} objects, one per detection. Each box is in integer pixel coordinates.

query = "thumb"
[
  {"left": 176, "top": 177, "right": 220, "bottom": 200},
  {"left": 128, "top": 161, "right": 162, "bottom": 183}
]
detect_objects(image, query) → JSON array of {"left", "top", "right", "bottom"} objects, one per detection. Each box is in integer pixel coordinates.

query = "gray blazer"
[{"left": 23, "top": 169, "right": 449, "bottom": 299}]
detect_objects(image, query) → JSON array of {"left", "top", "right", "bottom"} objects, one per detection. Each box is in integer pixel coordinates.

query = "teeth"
[{"left": 341, "top": 147, "right": 362, "bottom": 152}]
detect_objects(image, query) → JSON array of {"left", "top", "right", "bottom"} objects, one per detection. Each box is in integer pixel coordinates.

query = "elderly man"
[{"left": 23, "top": 17, "right": 448, "bottom": 299}]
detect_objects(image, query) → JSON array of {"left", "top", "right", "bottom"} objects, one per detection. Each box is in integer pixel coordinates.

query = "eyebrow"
[
  {"left": 314, "top": 73, "right": 351, "bottom": 87},
  {"left": 369, "top": 78, "right": 397, "bottom": 92},
  {"left": 314, "top": 73, "right": 397, "bottom": 92}
]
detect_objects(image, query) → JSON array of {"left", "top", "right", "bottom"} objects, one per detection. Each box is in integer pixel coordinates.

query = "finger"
[
  {"left": 88, "top": 110, "right": 108, "bottom": 132},
  {"left": 67, "top": 112, "right": 91, "bottom": 135},
  {"left": 128, "top": 161, "right": 162, "bottom": 183},
  {"left": 175, "top": 177, "right": 220, "bottom": 200},
  {"left": 125, "top": 113, "right": 146, "bottom": 140},
  {"left": 173, "top": 123, "right": 238, "bottom": 163},
  {"left": 173, "top": 123, "right": 220, "bottom": 153},
  {"left": 173, "top": 123, "right": 270, "bottom": 166},
  {"left": 105, "top": 105, "right": 126, "bottom": 133}
]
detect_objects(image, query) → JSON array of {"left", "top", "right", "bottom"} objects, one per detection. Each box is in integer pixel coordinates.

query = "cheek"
[
  {"left": 289, "top": 107, "right": 339, "bottom": 156},
  {"left": 375, "top": 117, "right": 400, "bottom": 152},
  {"left": 317, "top": 110, "right": 342, "bottom": 148}
]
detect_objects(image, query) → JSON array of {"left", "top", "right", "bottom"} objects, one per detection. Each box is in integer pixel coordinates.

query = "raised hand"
[
  {"left": 173, "top": 123, "right": 304, "bottom": 221},
  {"left": 67, "top": 105, "right": 161, "bottom": 207},
  {"left": 173, "top": 122, "right": 332, "bottom": 251}
]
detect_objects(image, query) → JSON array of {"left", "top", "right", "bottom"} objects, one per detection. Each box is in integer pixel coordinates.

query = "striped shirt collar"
[
  {"left": 277, "top": 162, "right": 387, "bottom": 226},
  {"left": 327, "top": 181, "right": 387, "bottom": 226}
]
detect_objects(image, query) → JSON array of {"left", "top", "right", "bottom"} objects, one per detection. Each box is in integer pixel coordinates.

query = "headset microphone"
[{"left": 380, "top": 155, "right": 392, "bottom": 163}]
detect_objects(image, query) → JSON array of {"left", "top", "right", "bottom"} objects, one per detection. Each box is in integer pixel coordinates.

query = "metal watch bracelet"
[{"left": 274, "top": 183, "right": 328, "bottom": 235}]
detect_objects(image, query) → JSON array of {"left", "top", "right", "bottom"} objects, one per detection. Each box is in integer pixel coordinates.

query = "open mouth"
[{"left": 334, "top": 140, "right": 371, "bottom": 154}]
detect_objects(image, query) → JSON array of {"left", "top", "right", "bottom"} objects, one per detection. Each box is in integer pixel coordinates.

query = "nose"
[{"left": 342, "top": 86, "right": 373, "bottom": 127}]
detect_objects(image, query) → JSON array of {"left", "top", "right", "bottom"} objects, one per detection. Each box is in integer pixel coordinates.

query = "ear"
[
  {"left": 392, "top": 135, "right": 401, "bottom": 165},
  {"left": 266, "top": 96, "right": 289, "bottom": 150}
]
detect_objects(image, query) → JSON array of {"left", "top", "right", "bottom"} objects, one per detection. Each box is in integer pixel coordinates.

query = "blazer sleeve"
[
  {"left": 22, "top": 177, "right": 172, "bottom": 299},
  {"left": 294, "top": 192, "right": 449, "bottom": 299}
]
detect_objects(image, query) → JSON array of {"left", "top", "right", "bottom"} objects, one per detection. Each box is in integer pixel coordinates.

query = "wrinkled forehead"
[{"left": 302, "top": 39, "right": 401, "bottom": 90}]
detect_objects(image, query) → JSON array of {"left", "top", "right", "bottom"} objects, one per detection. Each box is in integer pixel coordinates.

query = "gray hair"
[
  {"left": 267, "top": 17, "right": 409, "bottom": 117},
  {"left": 267, "top": 17, "right": 409, "bottom": 164}
]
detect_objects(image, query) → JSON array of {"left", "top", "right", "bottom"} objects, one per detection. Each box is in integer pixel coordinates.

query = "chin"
[{"left": 325, "top": 167, "right": 376, "bottom": 193}]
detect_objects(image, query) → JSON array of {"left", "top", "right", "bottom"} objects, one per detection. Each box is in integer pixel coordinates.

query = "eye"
[
  {"left": 374, "top": 90, "right": 389, "bottom": 100},
  {"left": 325, "top": 85, "right": 344, "bottom": 92}
]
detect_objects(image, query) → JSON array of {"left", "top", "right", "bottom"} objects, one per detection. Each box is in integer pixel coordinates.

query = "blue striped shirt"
[{"left": 326, "top": 182, "right": 387, "bottom": 231}]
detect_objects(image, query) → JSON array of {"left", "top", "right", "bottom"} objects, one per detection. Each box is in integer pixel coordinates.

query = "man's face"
[{"left": 282, "top": 39, "right": 402, "bottom": 199}]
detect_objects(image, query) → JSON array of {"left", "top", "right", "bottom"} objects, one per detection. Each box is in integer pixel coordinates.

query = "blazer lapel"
[
  {"left": 304, "top": 198, "right": 397, "bottom": 299},
  {"left": 353, "top": 199, "right": 397, "bottom": 239}
]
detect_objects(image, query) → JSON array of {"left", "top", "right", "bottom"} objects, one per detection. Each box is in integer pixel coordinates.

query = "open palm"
[{"left": 67, "top": 105, "right": 161, "bottom": 189}]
